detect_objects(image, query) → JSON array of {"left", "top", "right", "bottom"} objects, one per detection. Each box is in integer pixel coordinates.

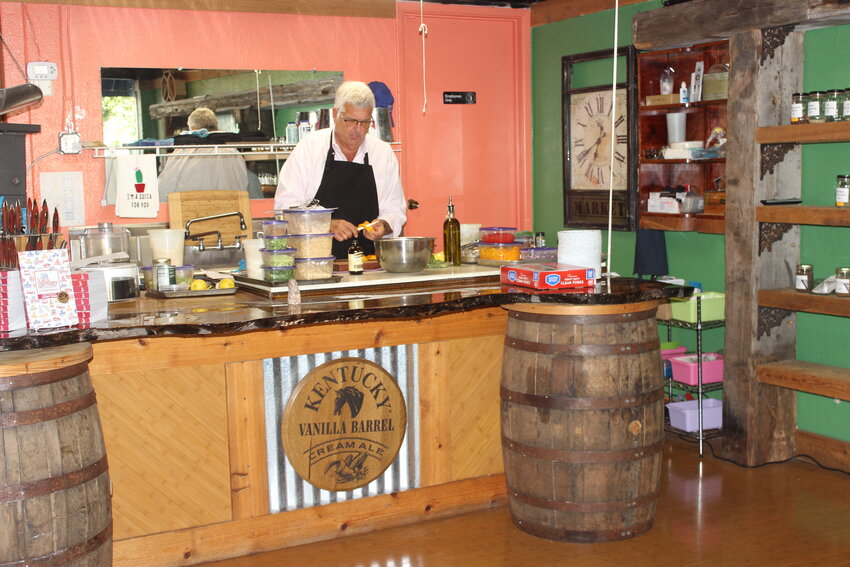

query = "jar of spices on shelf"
[
  {"left": 836, "top": 175, "right": 850, "bottom": 208},
  {"left": 807, "top": 91, "right": 826, "bottom": 123},
  {"left": 795, "top": 264, "right": 814, "bottom": 292},
  {"left": 790, "top": 92, "right": 807, "bottom": 124},
  {"left": 825, "top": 89, "right": 842, "bottom": 122},
  {"left": 835, "top": 268, "right": 850, "bottom": 296},
  {"left": 843, "top": 89, "right": 850, "bottom": 120}
]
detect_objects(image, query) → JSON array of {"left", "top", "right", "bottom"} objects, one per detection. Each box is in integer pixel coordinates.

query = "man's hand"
[
  {"left": 330, "top": 219, "right": 358, "bottom": 241},
  {"left": 362, "top": 219, "right": 391, "bottom": 241}
]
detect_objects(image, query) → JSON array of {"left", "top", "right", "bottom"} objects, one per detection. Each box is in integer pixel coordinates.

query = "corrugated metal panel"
[{"left": 264, "top": 346, "right": 420, "bottom": 513}]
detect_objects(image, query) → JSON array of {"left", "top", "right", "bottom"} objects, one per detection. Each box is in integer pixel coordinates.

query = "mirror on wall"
[{"left": 100, "top": 68, "right": 343, "bottom": 199}]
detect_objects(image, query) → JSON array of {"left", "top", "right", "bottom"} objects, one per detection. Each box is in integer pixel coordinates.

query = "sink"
[{"left": 182, "top": 244, "right": 245, "bottom": 270}]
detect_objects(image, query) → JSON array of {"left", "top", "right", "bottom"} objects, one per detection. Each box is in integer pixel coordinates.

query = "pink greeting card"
[{"left": 18, "top": 249, "right": 78, "bottom": 329}]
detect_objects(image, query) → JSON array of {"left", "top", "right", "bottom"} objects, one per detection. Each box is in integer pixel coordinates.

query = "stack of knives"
[{"left": 0, "top": 198, "right": 62, "bottom": 268}]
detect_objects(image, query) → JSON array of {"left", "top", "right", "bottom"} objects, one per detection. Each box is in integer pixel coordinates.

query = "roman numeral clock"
[{"left": 562, "top": 46, "right": 637, "bottom": 230}]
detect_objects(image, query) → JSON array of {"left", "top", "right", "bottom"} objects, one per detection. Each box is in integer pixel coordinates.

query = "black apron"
[{"left": 313, "top": 134, "right": 380, "bottom": 259}]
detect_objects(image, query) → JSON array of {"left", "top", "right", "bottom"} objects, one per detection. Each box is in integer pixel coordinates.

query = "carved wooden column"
[{"left": 723, "top": 27, "right": 803, "bottom": 465}]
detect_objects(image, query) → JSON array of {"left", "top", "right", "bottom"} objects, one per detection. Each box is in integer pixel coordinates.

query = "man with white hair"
[{"left": 274, "top": 81, "right": 406, "bottom": 259}]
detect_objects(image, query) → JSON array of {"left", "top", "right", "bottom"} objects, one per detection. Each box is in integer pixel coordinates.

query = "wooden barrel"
[
  {"left": 500, "top": 301, "right": 663, "bottom": 543},
  {"left": 0, "top": 343, "right": 112, "bottom": 567}
]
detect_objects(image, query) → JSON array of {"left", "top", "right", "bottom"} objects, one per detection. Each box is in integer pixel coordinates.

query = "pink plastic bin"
[
  {"left": 669, "top": 353, "right": 724, "bottom": 385},
  {"left": 661, "top": 346, "right": 687, "bottom": 361}
]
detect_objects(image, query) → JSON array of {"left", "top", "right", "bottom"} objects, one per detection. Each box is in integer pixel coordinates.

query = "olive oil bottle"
[{"left": 443, "top": 196, "right": 461, "bottom": 266}]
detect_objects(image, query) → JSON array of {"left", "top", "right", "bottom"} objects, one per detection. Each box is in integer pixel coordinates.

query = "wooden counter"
[{"left": 0, "top": 272, "right": 688, "bottom": 566}]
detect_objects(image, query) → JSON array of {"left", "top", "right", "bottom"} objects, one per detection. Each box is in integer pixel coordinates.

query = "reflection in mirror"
[{"left": 100, "top": 68, "right": 343, "bottom": 199}]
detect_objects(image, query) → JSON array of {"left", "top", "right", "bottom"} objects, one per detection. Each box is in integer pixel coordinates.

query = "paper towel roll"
[{"left": 557, "top": 230, "right": 602, "bottom": 276}]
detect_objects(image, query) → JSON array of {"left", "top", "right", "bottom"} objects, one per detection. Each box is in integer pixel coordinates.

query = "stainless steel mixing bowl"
[{"left": 374, "top": 237, "right": 435, "bottom": 273}]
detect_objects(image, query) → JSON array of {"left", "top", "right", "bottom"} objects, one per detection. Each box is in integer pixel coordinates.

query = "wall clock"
[{"left": 562, "top": 46, "right": 637, "bottom": 231}]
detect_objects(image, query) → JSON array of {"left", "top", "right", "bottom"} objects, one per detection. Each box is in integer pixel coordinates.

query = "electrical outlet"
[{"left": 58, "top": 131, "right": 82, "bottom": 154}]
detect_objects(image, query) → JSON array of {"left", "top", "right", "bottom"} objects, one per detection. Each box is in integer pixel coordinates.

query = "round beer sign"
[{"left": 281, "top": 357, "right": 407, "bottom": 491}]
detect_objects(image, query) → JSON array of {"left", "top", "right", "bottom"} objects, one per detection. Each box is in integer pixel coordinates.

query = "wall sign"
[
  {"left": 443, "top": 91, "right": 476, "bottom": 104},
  {"left": 282, "top": 357, "right": 407, "bottom": 491}
]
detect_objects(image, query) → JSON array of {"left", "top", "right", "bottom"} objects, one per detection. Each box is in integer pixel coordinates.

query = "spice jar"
[
  {"left": 807, "top": 91, "right": 826, "bottom": 123},
  {"left": 825, "top": 89, "right": 842, "bottom": 121},
  {"left": 790, "top": 92, "right": 807, "bottom": 124},
  {"left": 795, "top": 264, "right": 813, "bottom": 292},
  {"left": 843, "top": 89, "right": 850, "bottom": 120},
  {"left": 837, "top": 175, "right": 850, "bottom": 208},
  {"left": 835, "top": 268, "right": 850, "bottom": 296}
]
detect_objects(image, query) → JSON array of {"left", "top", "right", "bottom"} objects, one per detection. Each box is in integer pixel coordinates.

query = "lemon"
[
  {"left": 216, "top": 278, "right": 235, "bottom": 289},
  {"left": 190, "top": 279, "right": 209, "bottom": 291}
]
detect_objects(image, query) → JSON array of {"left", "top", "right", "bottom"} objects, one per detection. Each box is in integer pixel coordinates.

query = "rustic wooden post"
[{"left": 723, "top": 28, "right": 803, "bottom": 465}]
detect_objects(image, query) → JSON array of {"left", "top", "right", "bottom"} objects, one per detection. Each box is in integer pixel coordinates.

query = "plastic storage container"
[
  {"left": 669, "top": 292, "right": 726, "bottom": 322},
  {"left": 174, "top": 265, "right": 195, "bottom": 286},
  {"left": 666, "top": 399, "right": 723, "bottom": 431},
  {"left": 294, "top": 256, "right": 335, "bottom": 280},
  {"left": 261, "top": 219, "right": 288, "bottom": 236},
  {"left": 262, "top": 265, "right": 295, "bottom": 282},
  {"left": 478, "top": 242, "right": 521, "bottom": 261},
  {"left": 263, "top": 235, "right": 290, "bottom": 250},
  {"left": 670, "top": 353, "right": 724, "bottom": 385},
  {"left": 480, "top": 227, "right": 516, "bottom": 243},
  {"left": 287, "top": 233, "right": 334, "bottom": 258},
  {"left": 283, "top": 207, "right": 335, "bottom": 234},
  {"left": 260, "top": 247, "right": 296, "bottom": 267},
  {"left": 520, "top": 247, "right": 558, "bottom": 262}
]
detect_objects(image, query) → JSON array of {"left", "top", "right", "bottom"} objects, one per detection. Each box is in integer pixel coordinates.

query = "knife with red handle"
[{"left": 40, "top": 200, "right": 49, "bottom": 234}]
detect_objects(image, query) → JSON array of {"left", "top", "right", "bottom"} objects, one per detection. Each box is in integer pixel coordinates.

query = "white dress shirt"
[{"left": 274, "top": 127, "right": 407, "bottom": 237}]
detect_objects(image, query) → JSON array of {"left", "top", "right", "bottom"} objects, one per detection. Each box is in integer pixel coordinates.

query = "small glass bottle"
[
  {"left": 836, "top": 175, "right": 850, "bottom": 208},
  {"left": 807, "top": 91, "right": 826, "bottom": 123},
  {"left": 795, "top": 264, "right": 813, "bottom": 292},
  {"left": 825, "top": 89, "right": 842, "bottom": 122},
  {"left": 843, "top": 89, "right": 850, "bottom": 121},
  {"left": 443, "top": 196, "right": 461, "bottom": 266},
  {"left": 153, "top": 258, "right": 175, "bottom": 291},
  {"left": 835, "top": 268, "right": 850, "bottom": 296},
  {"left": 790, "top": 92, "right": 806, "bottom": 124},
  {"left": 534, "top": 232, "right": 546, "bottom": 248},
  {"left": 347, "top": 238, "right": 364, "bottom": 275}
]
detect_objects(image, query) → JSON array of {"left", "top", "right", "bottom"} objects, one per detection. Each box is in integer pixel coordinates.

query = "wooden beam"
[
  {"left": 13, "top": 0, "right": 396, "bottom": 18},
  {"left": 633, "top": 0, "right": 850, "bottom": 51},
  {"left": 113, "top": 474, "right": 508, "bottom": 567},
  {"left": 530, "top": 0, "right": 644, "bottom": 26},
  {"left": 757, "top": 360, "right": 850, "bottom": 401},
  {"left": 756, "top": 206, "right": 850, "bottom": 226},
  {"left": 148, "top": 76, "right": 342, "bottom": 118}
]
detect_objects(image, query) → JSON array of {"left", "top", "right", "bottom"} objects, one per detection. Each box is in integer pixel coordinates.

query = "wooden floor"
[{"left": 200, "top": 436, "right": 850, "bottom": 566}]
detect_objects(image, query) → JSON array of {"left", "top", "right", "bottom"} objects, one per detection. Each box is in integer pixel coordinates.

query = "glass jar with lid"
[
  {"left": 825, "top": 89, "right": 842, "bottom": 121},
  {"left": 795, "top": 264, "right": 813, "bottom": 292},
  {"left": 835, "top": 268, "right": 850, "bottom": 296},
  {"left": 843, "top": 89, "right": 850, "bottom": 120},
  {"left": 790, "top": 92, "right": 807, "bottom": 124},
  {"left": 807, "top": 91, "right": 826, "bottom": 123},
  {"left": 836, "top": 175, "right": 850, "bottom": 208}
]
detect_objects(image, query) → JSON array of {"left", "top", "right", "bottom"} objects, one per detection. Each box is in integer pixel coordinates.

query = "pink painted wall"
[{"left": 0, "top": 2, "right": 530, "bottom": 241}]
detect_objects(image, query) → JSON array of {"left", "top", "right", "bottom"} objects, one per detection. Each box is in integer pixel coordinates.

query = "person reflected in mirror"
[
  {"left": 273, "top": 81, "right": 406, "bottom": 259},
  {"left": 157, "top": 107, "right": 263, "bottom": 201}
]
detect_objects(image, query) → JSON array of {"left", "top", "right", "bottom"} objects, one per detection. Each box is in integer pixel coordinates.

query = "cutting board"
[{"left": 168, "top": 191, "right": 253, "bottom": 245}]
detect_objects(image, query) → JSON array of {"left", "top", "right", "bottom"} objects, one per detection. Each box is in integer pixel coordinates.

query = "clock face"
[{"left": 569, "top": 88, "right": 629, "bottom": 191}]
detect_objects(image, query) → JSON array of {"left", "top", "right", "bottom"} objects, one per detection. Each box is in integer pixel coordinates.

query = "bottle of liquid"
[
  {"left": 679, "top": 82, "right": 690, "bottom": 104},
  {"left": 443, "top": 196, "right": 461, "bottom": 266},
  {"left": 348, "top": 238, "right": 364, "bottom": 275}
]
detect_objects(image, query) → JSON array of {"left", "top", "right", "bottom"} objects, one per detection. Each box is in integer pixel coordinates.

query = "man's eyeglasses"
[{"left": 340, "top": 114, "right": 373, "bottom": 129}]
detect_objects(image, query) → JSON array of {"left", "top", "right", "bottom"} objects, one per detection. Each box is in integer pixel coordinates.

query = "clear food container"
[
  {"left": 520, "top": 247, "right": 557, "bottom": 261},
  {"left": 480, "top": 227, "right": 516, "bottom": 243},
  {"left": 283, "top": 207, "right": 336, "bottom": 234},
  {"left": 478, "top": 242, "right": 521, "bottom": 261},
  {"left": 260, "top": 247, "right": 296, "bottom": 267},
  {"left": 287, "top": 233, "right": 334, "bottom": 258},
  {"left": 262, "top": 265, "right": 295, "bottom": 282},
  {"left": 263, "top": 234, "right": 290, "bottom": 250},
  {"left": 261, "top": 219, "right": 287, "bottom": 236},
  {"left": 174, "top": 265, "right": 196, "bottom": 286},
  {"left": 294, "top": 256, "right": 335, "bottom": 280}
]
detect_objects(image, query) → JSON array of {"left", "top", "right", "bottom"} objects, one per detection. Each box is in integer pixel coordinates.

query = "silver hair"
[
  {"left": 334, "top": 81, "right": 375, "bottom": 112},
  {"left": 187, "top": 107, "right": 218, "bottom": 131}
]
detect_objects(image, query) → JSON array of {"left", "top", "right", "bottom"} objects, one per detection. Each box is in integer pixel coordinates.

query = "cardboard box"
[
  {"left": 500, "top": 263, "right": 595, "bottom": 290},
  {"left": 645, "top": 93, "right": 680, "bottom": 106}
]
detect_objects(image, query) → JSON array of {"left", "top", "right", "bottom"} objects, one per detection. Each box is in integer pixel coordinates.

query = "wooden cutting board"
[{"left": 167, "top": 191, "right": 253, "bottom": 245}]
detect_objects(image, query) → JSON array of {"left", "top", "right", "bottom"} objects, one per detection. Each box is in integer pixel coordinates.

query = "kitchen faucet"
[{"left": 184, "top": 211, "right": 247, "bottom": 251}]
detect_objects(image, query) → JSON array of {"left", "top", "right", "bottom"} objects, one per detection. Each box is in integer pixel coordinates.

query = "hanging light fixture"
[{"left": 0, "top": 83, "right": 43, "bottom": 116}]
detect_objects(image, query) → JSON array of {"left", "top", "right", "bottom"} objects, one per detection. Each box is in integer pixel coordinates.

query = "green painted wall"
[
  {"left": 795, "top": 26, "right": 850, "bottom": 442},
  {"left": 532, "top": 4, "right": 848, "bottom": 441}
]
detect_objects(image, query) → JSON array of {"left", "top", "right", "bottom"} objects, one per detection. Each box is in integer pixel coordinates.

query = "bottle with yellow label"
[{"left": 836, "top": 175, "right": 850, "bottom": 207}]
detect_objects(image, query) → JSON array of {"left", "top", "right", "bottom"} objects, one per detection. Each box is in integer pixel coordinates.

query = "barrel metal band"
[
  {"left": 0, "top": 361, "right": 91, "bottom": 391},
  {"left": 0, "top": 522, "right": 112, "bottom": 567},
  {"left": 500, "top": 385, "right": 663, "bottom": 410},
  {"left": 513, "top": 516, "right": 654, "bottom": 543},
  {"left": 0, "top": 455, "right": 108, "bottom": 503},
  {"left": 509, "top": 488, "right": 659, "bottom": 512},
  {"left": 505, "top": 337, "right": 659, "bottom": 356},
  {"left": 0, "top": 391, "right": 97, "bottom": 429},
  {"left": 509, "top": 308, "right": 656, "bottom": 324},
  {"left": 501, "top": 437, "right": 662, "bottom": 463}
]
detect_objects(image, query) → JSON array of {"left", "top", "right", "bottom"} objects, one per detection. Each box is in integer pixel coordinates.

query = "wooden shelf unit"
[
  {"left": 756, "top": 205, "right": 850, "bottom": 226},
  {"left": 757, "top": 360, "right": 850, "bottom": 402},
  {"left": 758, "top": 288, "right": 850, "bottom": 318},
  {"left": 756, "top": 121, "right": 850, "bottom": 144},
  {"left": 637, "top": 41, "right": 729, "bottom": 233}
]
